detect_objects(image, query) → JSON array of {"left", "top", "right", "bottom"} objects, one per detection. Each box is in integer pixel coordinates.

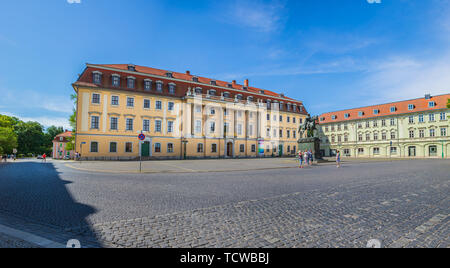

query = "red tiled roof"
[
  {"left": 319, "top": 94, "right": 450, "bottom": 124},
  {"left": 92, "top": 64, "right": 298, "bottom": 102}
]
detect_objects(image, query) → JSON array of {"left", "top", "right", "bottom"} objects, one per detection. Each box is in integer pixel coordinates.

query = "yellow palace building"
[{"left": 73, "top": 64, "right": 308, "bottom": 160}]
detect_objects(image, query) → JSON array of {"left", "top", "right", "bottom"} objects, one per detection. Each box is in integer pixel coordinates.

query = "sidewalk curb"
[{"left": 0, "top": 223, "right": 65, "bottom": 248}]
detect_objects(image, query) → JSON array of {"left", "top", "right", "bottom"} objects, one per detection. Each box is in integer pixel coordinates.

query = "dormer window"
[
  {"left": 358, "top": 111, "right": 364, "bottom": 117},
  {"left": 166, "top": 72, "right": 173, "bottom": 78},
  {"left": 320, "top": 117, "right": 325, "bottom": 121},
  {"left": 259, "top": 90, "right": 265, "bottom": 94},
  {"left": 247, "top": 96, "right": 254, "bottom": 102},
  {"left": 168, "top": 83, "right": 176, "bottom": 94},
  {"left": 111, "top": 74, "right": 120, "bottom": 87},
  {"left": 428, "top": 101, "right": 436, "bottom": 108},
  {"left": 156, "top": 81, "right": 163, "bottom": 92},
  {"left": 408, "top": 104, "right": 415, "bottom": 110},
  {"left": 195, "top": 87, "right": 202, "bottom": 95},
  {"left": 127, "top": 77, "right": 136, "bottom": 89},
  {"left": 144, "top": 79, "right": 152, "bottom": 91},
  {"left": 227, "top": 83, "right": 233, "bottom": 88},
  {"left": 192, "top": 76, "right": 199, "bottom": 82},
  {"left": 266, "top": 100, "right": 271, "bottom": 108},
  {"left": 331, "top": 115, "right": 337, "bottom": 120},
  {"left": 210, "top": 80, "right": 216, "bottom": 86},
  {"left": 242, "top": 86, "right": 248, "bottom": 91},
  {"left": 299, "top": 106, "right": 303, "bottom": 112},
  {"left": 236, "top": 94, "right": 243, "bottom": 100},
  {"left": 92, "top": 71, "right": 102, "bottom": 84},
  {"left": 373, "top": 109, "right": 379, "bottom": 115},
  {"left": 208, "top": 89, "right": 216, "bottom": 96},
  {"left": 390, "top": 106, "right": 396, "bottom": 113},
  {"left": 223, "top": 92, "right": 230, "bottom": 98},
  {"left": 344, "top": 113, "right": 350, "bottom": 119},
  {"left": 127, "top": 64, "right": 136, "bottom": 71}
]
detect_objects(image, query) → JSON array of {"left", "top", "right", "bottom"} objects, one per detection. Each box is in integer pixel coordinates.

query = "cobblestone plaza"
[{"left": 0, "top": 158, "right": 448, "bottom": 248}]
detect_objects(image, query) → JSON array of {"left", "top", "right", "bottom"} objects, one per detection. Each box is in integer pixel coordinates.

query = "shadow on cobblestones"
[{"left": 0, "top": 161, "right": 102, "bottom": 247}]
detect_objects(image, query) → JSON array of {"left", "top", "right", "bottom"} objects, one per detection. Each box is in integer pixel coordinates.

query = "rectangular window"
[
  {"left": 110, "top": 142, "right": 117, "bottom": 153},
  {"left": 237, "top": 124, "right": 242, "bottom": 135},
  {"left": 430, "top": 129, "right": 435, "bottom": 137},
  {"left": 390, "top": 147, "right": 397, "bottom": 154},
  {"left": 441, "top": 128, "right": 447, "bottom": 136},
  {"left": 92, "top": 93, "right": 100, "bottom": 104},
  {"left": 144, "top": 80, "right": 152, "bottom": 91},
  {"left": 440, "top": 112, "right": 446, "bottom": 121},
  {"left": 93, "top": 73, "right": 101, "bottom": 84},
  {"left": 90, "top": 142, "right": 98, "bottom": 153},
  {"left": 287, "top": 117, "right": 290, "bottom": 123},
  {"left": 197, "top": 143, "right": 204, "bottom": 153},
  {"left": 409, "top": 130, "right": 415, "bottom": 138},
  {"left": 279, "top": 129, "right": 283, "bottom": 138},
  {"left": 419, "top": 114, "right": 424, "bottom": 123},
  {"left": 155, "top": 143, "right": 161, "bottom": 153},
  {"left": 168, "top": 84, "right": 175, "bottom": 94},
  {"left": 155, "top": 120, "right": 162, "bottom": 132},
  {"left": 110, "top": 117, "right": 118, "bottom": 130},
  {"left": 195, "top": 120, "right": 202, "bottom": 134},
  {"left": 127, "top": 97, "right": 134, "bottom": 107},
  {"left": 168, "top": 102, "right": 174, "bottom": 111},
  {"left": 390, "top": 118, "right": 395, "bottom": 126},
  {"left": 279, "top": 116, "right": 283, "bottom": 122},
  {"left": 419, "top": 129, "right": 425, "bottom": 138},
  {"left": 210, "top": 122, "right": 216, "bottom": 133},
  {"left": 373, "top": 148, "right": 380, "bottom": 155},
  {"left": 382, "top": 132, "right": 387, "bottom": 140},
  {"left": 143, "top": 119, "right": 150, "bottom": 132},
  {"left": 408, "top": 104, "right": 414, "bottom": 110},
  {"left": 293, "top": 118, "right": 296, "bottom": 124},
  {"left": 267, "top": 114, "right": 270, "bottom": 121},
  {"left": 249, "top": 124, "right": 253, "bottom": 136},
  {"left": 156, "top": 101, "right": 162, "bottom": 110},
  {"left": 358, "top": 134, "right": 363, "bottom": 141},
  {"left": 127, "top": 78, "right": 135, "bottom": 89},
  {"left": 167, "top": 121, "right": 174, "bottom": 133},
  {"left": 373, "top": 133, "right": 378, "bottom": 140},
  {"left": 211, "top": 144, "right": 217, "bottom": 153},
  {"left": 366, "top": 133, "right": 370, "bottom": 141},
  {"left": 391, "top": 132, "right": 396, "bottom": 139},
  {"left": 197, "top": 106, "right": 202, "bottom": 113},
  {"left": 111, "top": 96, "right": 119, "bottom": 106},
  {"left": 251, "top": 144, "right": 256, "bottom": 153},
  {"left": 240, "top": 144, "right": 245, "bottom": 153},
  {"left": 112, "top": 76, "right": 120, "bottom": 87},
  {"left": 156, "top": 82, "right": 163, "bottom": 92},
  {"left": 91, "top": 116, "right": 99, "bottom": 129},
  {"left": 429, "top": 114, "right": 435, "bottom": 122},
  {"left": 126, "top": 118, "right": 133, "bottom": 131},
  {"left": 167, "top": 143, "right": 174, "bottom": 153},
  {"left": 409, "top": 116, "right": 414, "bottom": 124},
  {"left": 381, "top": 120, "right": 386, "bottom": 127},
  {"left": 143, "top": 99, "right": 151, "bottom": 109},
  {"left": 287, "top": 130, "right": 290, "bottom": 138}
]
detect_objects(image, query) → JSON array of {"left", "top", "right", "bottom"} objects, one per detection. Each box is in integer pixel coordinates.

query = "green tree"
[
  {"left": 0, "top": 126, "right": 18, "bottom": 154},
  {"left": 66, "top": 93, "right": 77, "bottom": 151},
  {"left": 14, "top": 121, "right": 46, "bottom": 155},
  {"left": 447, "top": 99, "right": 450, "bottom": 108}
]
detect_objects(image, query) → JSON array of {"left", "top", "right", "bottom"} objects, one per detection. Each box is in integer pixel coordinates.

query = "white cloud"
[
  {"left": 0, "top": 112, "right": 71, "bottom": 130},
  {"left": 67, "top": 0, "right": 81, "bottom": 3},
  {"left": 360, "top": 55, "right": 450, "bottom": 104},
  {"left": 222, "top": 0, "right": 286, "bottom": 32}
]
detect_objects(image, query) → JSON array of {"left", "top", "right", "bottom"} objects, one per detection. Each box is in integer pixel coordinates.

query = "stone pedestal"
[{"left": 297, "top": 137, "right": 322, "bottom": 159}]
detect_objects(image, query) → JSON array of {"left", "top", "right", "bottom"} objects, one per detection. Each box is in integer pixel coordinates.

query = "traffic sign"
[{"left": 138, "top": 134, "right": 146, "bottom": 141}]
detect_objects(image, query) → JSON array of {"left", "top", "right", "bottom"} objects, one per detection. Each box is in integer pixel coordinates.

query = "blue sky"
[{"left": 1, "top": 0, "right": 450, "bottom": 129}]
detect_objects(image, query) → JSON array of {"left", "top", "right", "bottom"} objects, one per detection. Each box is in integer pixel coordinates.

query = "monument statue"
[{"left": 297, "top": 115, "right": 322, "bottom": 159}]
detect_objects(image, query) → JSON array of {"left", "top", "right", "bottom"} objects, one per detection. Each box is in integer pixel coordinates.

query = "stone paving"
[
  {"left": 0, "top": 159, "right": 449, "bottom": 248},
  {"left": 67, "top": 166, "right": 449, "bottom": 248}
]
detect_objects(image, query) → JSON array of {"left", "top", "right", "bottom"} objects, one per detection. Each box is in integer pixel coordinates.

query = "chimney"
[
  {"left": 186, "top": 70, "right": 190, "bottom": 75},
  {"left": 244, "top": 79, "right": 249, "bottom": 88},
  {"left": 232, "top": 80, "right": 237, "bottom": 86}
]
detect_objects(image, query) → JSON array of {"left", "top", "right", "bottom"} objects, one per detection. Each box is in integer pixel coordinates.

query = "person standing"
[
  {"left": 42, "top": 153, "right": 47, "bottom": 163},
  {"left": 298, "top": 151, "right": 303, "bottom": 168},
  {"left": 336, "top": 150, "right": 341, "bottom": 168},
  {"left": 304, "top": 151, "right": 309, "bottom": 167}
]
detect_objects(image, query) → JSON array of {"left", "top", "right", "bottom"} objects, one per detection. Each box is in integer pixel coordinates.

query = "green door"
[
  {"left": 141, "top": 142, "right": 150, "bottom": 157},
  {"left": 279, "top": 145, "right": 283, "bottom": 157}
]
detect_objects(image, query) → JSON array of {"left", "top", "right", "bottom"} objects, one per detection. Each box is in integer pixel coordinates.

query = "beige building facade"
[{"left": 73, "top": 64, "right": 308, "bottom": 160}]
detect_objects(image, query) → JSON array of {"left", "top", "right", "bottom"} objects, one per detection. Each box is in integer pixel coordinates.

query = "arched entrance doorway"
[{"left": 408, "top": 146, "right": 416, "bottom": 157}]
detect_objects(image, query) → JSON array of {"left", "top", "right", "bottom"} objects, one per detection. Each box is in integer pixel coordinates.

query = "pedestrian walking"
[
  {"left": 304, "top": 151, "right": 309, "bottom": 166},
  {"left": 336, "top": 150, "right": 341, "bottom": 168},
  {"left": 298, "top": 151, "right": 304, "bottom": 168},
  {"left": 42, "top": 153, "right": 47, "bottom": 163}
]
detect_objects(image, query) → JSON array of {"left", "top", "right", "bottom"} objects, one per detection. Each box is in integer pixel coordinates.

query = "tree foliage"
[
  {"left": 447, "top": 98, "right": 450, "bottom": 108},
  {"left": 0, "top": 114, "right": 65, "bottom": 155}
]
